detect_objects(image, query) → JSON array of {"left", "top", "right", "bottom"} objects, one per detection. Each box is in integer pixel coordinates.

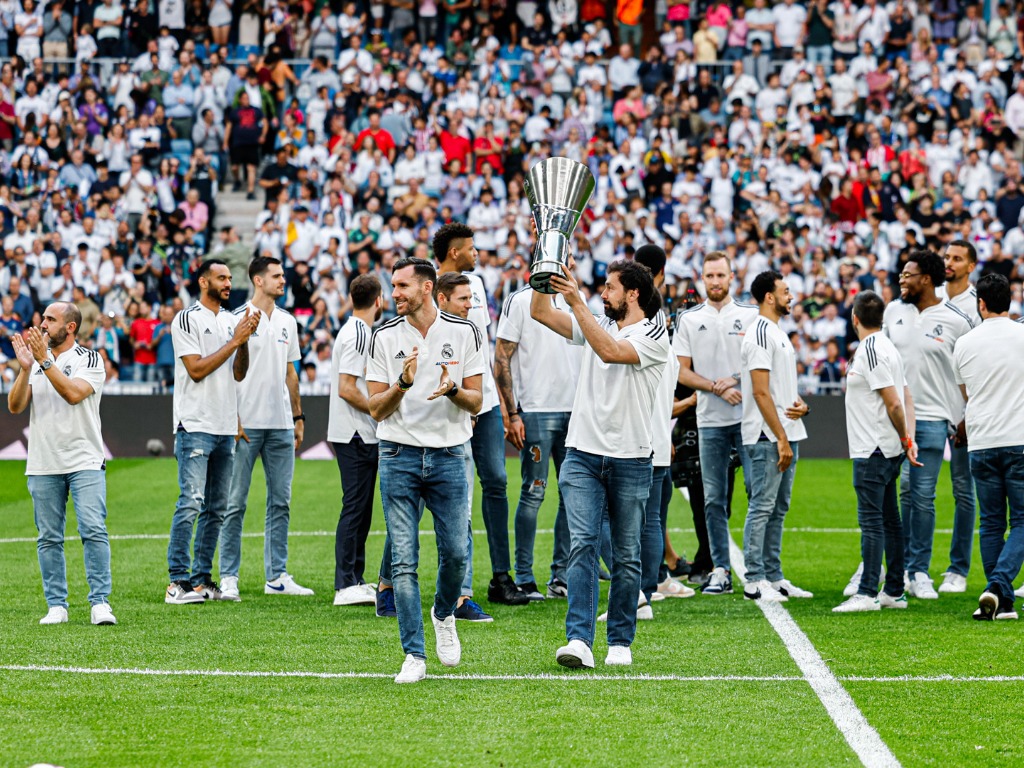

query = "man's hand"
[
  {"left": 785, "top": 399, "right": 809, "bottom": 420},
  {"left": 906, "top": 442, "right": 923, "bottom": 467},
  {"left": 547, "top": 264, "right": 583, "bottom": 308},
  {"left": 719, "top": 388, "right": 742, "bottom": 405},
  {"left": 711, "top": 377, "right": 737, "bottom": 396},
  {"left": 954, "top": 419, "right": 968, "bottom": 448},
  {"left": 506, "top": 413, "right": 525, "bottom": 450},
  {"left": 236, "top": 424, "right": 249, "bottom": 443},
  {"left": 402, "top": 346, "right": 419, "bottom": 384},
  {"left": 293, "top": 419, "right": 304, "bottom": 449},
  {"left": 427, "top": 364, "right": 454, "bottom": 400},
  {"left": 232, "top": 308, "right": 261, "bottom": 343},
  {"left": 777, "top": 437, "right": 794, "bottom": 472},
  {"left": 26, "top": 327, "right": 49, "bottom": 363},
  {"left": 11, "top": 333, "right": 36, "bottom": 369}
]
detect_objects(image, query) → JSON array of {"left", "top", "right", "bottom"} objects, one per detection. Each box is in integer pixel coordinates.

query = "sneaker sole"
[
  {"left": 556, "top": 652, "right": 592, "bottom": 669},
  {"left": 375, "top": 611, "right": 398, "bottom": 618},
  {"left": 334, "top": 597, "right": 376, "bottom": 606},
  {"left": 220, "top": 594, "right": 242, "bottom": 602},
  {"left": 92, "top": 618, "right": 117, "bottom": 625},
  {"left": 977, "top": 592, "right": 999, "bottom": 620},
  {"left": 165, "top": 595, "right": 204, "bottom": 605},
  {"left": 455, "top": 616, "right": 494, "bottom": 623}
]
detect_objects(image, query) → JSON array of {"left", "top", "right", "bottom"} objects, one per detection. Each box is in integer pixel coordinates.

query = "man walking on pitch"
[
  {"left": 532, "top": 260, "right": 669, "bottom": 669},
  {"left": 367, "top": 258, "right": 484, "bottom": 683},
  {"left": 329, "top": 273, "right": 384, "bottom": 608},
  {"left": 166, "top": 260, "right": 260, "bottom": 604},
  {"left": 219, "top": 256, "right": 313, "bottom": 601},
  {"left": 834, "top": 291, "right": 920, "bottom": 613},
  {"left": 741, "top": 270, "right": 813, "bottom": 603},
  {"left": 953, "top": 274, "right": 1024, "bottom": 621},
  {"left": 8, "top": 303, "right": 116, "bottom": 626}
]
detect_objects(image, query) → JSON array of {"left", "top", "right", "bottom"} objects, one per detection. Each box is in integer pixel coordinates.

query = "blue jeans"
[
  {"left": 947, "top": 441, "right": 976, "bottom": 576},
  {"left": 514, "top": 411, "right": 571, "bottom": 586},
  {"left": 853, "top": 453, "right": 906, "bottom": 597},
  {"left": 641, "top": 467, "right": 672, "bottom": 602},
  {"left": 167, "top": 430, "right": 236, "bottom": 585},
  {"left": 28, "top": 470, "right": 111, "bottom": 608},
  {"left": 560, "top": 449, "right": 652, "bottom": 648},
  {"left": 469, "top": 404, "right": 511, "bottom": 575},
  {"left": 806, "top": 44, "right": 833, "bottom": 64},
  {"left": 379, "top": 440, "right": 469, "bottom": 660},
  {"left": 744, "top": 440, "right": 799, "bottom": 583},
  {"left": 970, "top": 446, "right": 1024, "bottom": 603},
  {"left": 899, "top": 420, "right": 948, "bottom": 575},
  {"left": 220, "top": 428, "right": 295, "bottom": 581},
  {"left": 699, "top": 424, "right": 751, "bottom": 572}
]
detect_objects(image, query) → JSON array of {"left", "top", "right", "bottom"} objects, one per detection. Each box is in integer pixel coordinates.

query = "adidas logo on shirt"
[
  {"left": 896, "top": 319, "right": 903, "bottom": 325},
  {"left": 698, "top": 324, "right": 708, "bottom": 331},
  {"left": 394, "top": 350, "right": 407, "bottom": 359},
  {"left": 204, "top": 328, "right": 213, "bottom": 335}
]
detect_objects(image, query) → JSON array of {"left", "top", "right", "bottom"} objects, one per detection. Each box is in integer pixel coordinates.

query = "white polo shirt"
[
  {"left": 882, "top": 299, "right": 974, "bottom": 424},
  {"left": 366, "top": 310, "right": 485, "bottom": 448},
  {"left": 26, "top": 344, "right": 106, "bottom": 475},
  {"left": 653, "top": 320, "right": 680, "bottom": 467},
  {"left": 465, "top": 271, "right": 500, "bottom": 413},
  {"left": 672, "top": 298, "right": 759, "bottom": 428},
  {"left": 328, "top": 316, "right": 378, "bottom": 445},
  {"left": 954, "top": 317, "right": 1024, "bottom": 451},
  {"left": 172, "top": 302, "right": 239, "bottom": 436},
  {"left": 230, "top": 303, "right": 300, "bottom": 430},
  {"left": 565, "top": 314, "right": 670, "bottom": 459},
  {"left": 495, "top": 287, "right": 583, "bottom": 413},
  {"left": 937, "top": 284, "right": 982, "bottom": 327},
  {"left": 741, "top": 315, "right": 808, "bottom": 446},
  {"left": 845, "top": 332, "right": 907, "bottom": 459}
]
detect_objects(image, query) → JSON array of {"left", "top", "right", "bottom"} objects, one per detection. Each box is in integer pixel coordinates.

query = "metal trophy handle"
[{"left": 523, "top": 157, "right": 596, "bottom": 294}]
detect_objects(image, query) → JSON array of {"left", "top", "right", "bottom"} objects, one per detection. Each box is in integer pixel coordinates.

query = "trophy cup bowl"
[{"left": 523, "top": 157, "right": 596, "bottom": 294}]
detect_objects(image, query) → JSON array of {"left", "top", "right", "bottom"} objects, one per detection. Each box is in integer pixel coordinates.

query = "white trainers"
[
  {"left": 165, "top": 581, "right": 204, "bottom": 604},
  {"left": 598, "top": 592, "right": 654, "bottom": 621},
  {"left": 556, "top": 638, "right": 595, "bottom": 669},
  {"left": 743, "top": 579, "right": 788, "bottom": 602},
  {"left": 265, "top": 573, "right": 315, "bottom": 596},
  {"left": 1016, "top": 584, "right": 1024, "bottom": 599},
  {"left": 908, "top": 572, "right": 938, "bottom": 599},
  {"left": 832, "top": 594, "right": 880, "bottom": 613},
  {"left": 843, "top": 563, "right": 886, "bottom": 597},
  {"left": 878, "top": 591, "right": 908, "bottom": 609},
  {"left": 938, "top": 572, "right": 967, "bottom": 593},
  {"left": 90, "top": 603, "right": 117, "bottom": 625},
  {"left": 334, "top": 584, "right": 376, "bottom": 606},
  {"left": 430, "top": 607, "right": 461, "bottom": 667},
  {"left": 394, "top": 654, "right": 427, "bottom": 684},
  {"left": 657, "top": 577, "right": 696, "bottom": 598},
  {"left": 772, "top": 579, "right": 814, "bottom": 599},
  {"left": 605, "top": 645, "right": 632, "bottom": 666},
  {"left": 39, "top": 606, "right": 68, "bottom": 625},
  {"left": 220, "top": 576, "right": 241, "bottom": 602}
]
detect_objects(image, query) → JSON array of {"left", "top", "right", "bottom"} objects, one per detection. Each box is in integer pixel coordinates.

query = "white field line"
[
  {"left": 4, "top": 665, "right": 1023, "bottom": 684},
  {"left": 728, "top": 535, "right": 901, "bottom": 768},
  {"left": 0, "top": 526, "right": 957, "bottom": 545}
]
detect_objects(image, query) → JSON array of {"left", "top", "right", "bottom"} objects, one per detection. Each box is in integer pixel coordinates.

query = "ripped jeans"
[{"left": 167, "top": 429, "right": 236, "bottom": 585}]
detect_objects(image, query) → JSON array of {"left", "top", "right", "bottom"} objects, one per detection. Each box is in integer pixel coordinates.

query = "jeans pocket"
[
  {"left": 379, "top": 444, "right": 402, "bottom": 459},
  {"left": 632, "top": 455, "right": 653, "bottom": 465},
  {"left": 444, "top": 445, "right": 466, "bottom": 459}
]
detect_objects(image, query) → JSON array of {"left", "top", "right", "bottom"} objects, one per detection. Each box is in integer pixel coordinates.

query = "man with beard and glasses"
[
  {"left": 740, "top": 270, "right": 813, "bottom": 603},
  {"left": 8, "top": 302, "right": 116, "bottom": 626},
  {"left": 165, "top": 260, "right": 260, "bottom": 605},
  {"left": 367, "top": 257, "right": 484, "bottom": 684},
  {"left": 219, "top": 256, "right": 312, "bottom": 602},
  {"left": 532, "top": 260, "right": 669, "bottom": 670},
  {"left": 329, "top": 273, "right": 385, "bottom": 609}
]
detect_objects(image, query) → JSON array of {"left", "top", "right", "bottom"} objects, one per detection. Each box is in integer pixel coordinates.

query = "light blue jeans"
[
  {"left": 699, "top": 424, "right": 751, "bottom": 572},
  {"left": 743, "top": 440, "right": 799, "bottom": 583},
  {"left": 514, "top": 410, "right": 571, "bottom": 587},
  {"left": 29, "top": 470, "right": 111, "bottom": 608},
  {"left": 560, "top": 448, "right": 652, "bottom": 649},
  {"left": 899, "top": 420, "right": 948, "bottom": 576},
  {"left": 947, "top": 441, "right": 976, "bottom": 577},
  {"left": 220, "top": 428, "right": 295, "bottom": 581},
  {"left": 379, "top": 440, "right": 469, "bottom": 660},
  {"left": 167, "top": 430, "right": 236, "bottom": 585}
]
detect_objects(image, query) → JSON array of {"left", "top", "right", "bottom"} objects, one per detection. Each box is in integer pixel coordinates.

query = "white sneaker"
[
  {"left": 938, "top": 572, "right": 967, "bottom": 593},
  {"left": 605, "top": 645, "right": 632, "bottom": 666},
  {"left": 649, "top": 590, "right": 665, "bottom": 602},
  {"left": 334, "top": 584, "right": 376, "bottom": 606},
  {"left": 90, "top": 603, "right": 117, "bottom": 625},
  {"left": 265, "top": 573, "right": 315, "bottom": 596},
  {"left": 430, "top": 606, "right": 461, "bottom": 667},
  {"left": 743, "top": 579, "right": 788, "bottom": 602},
  {"left": 1016, "top": 585, "right": 1024, "bottom": 599},
  {"left": 878, "top": 591, "right": 908, "bottom": 609},
  {"left": 220, "top": 576, "right": 241, "bottom": 602},
  {"left": 39, "top": 606, "right": 68, "bottom": 625},
  {"left": 843, "top": 563, "right": 886, "bottom": 597},
  {"left": 908, "top": 572, "right": 938, "bottom": 599},
  {"left": 657, "top": 577, "right": 696, "bottom": 598},
  {"left": 165, "top": 581, "right": 204, "bottom": 604},
  {"left": 832, "top": 594, "right": 880, "bottom": 613},
  {"left": 772, "top": 579, "right": 814, "bottom": 599},
  {"left": 636, "top": 604, "right": 654, "bottom": 620},
  {"left": 394, "top": 654, "right": 426, "bottom": 684},
  {"left": 556, "top": 638, "right": 595, "bottom": 669}
]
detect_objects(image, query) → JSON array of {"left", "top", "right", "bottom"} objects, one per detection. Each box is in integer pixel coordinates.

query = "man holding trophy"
[{"left": 526, "top": 158, "right": 670, "bottom": 669}]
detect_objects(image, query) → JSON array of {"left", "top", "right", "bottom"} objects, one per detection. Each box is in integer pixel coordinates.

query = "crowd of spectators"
[{"left": 3, "top": 0, "right": 1024, "bottom": 395}]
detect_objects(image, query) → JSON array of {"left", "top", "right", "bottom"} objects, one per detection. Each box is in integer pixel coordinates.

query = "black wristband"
[
  {"left": 444, "top": 383, "right": 459, "bottom": 399},
  {"left": 293, "top": 413, "right": 305, "bottom": 422},
  {"left": 397, "top": 374, "right": 412, "bottom": 391}
]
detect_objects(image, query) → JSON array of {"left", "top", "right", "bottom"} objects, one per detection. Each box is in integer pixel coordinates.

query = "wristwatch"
[
  {"left": 40, "top": 360, "right": 52, "bottom": 371},
  {"left": 444, "top": 383, "right": 459, "bottom": 399},
  {"left": 293, "top": 413, "right": 305, "bottom": 423}
]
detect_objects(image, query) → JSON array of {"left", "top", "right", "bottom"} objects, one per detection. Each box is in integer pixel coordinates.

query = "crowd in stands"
[{"left": 2, "top": 0, "right": 1024, "bottom": 394}]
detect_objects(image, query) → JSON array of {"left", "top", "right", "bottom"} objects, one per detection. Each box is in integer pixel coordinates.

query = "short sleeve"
[
  {"left": 953, "top": 345, "right": 965, "bottom": 386},
  {"left": 337, "top": 327, "right": 367, "bottom": 378},
  {"left": 171, "top": 311, "right": 201, "bottom": 359},
  {"left": 366, "top": 329, "right": 389, "bottom": 384},
  {"left": 672, "top": 316, "right": 691, "bottom": 357},
  {"left": 286, "top": 315, "right": 301, "bottom": 364},
  {"left": 567, "top": 312, "right": 585, "bottom": 347},
  {"left": 743, "top": 330, "right": 773, "bottom": 372},
  {"left": 864, "top": 348, "right": 896, "bottom": 392},
  {"left": 496, "top": 293, "right": 524, "bottom": 343},
  {"left": 73, "top": 350, "right": 106, "bottom": 395},
  {"left": 461, "top": 326, "right": 486, "bottom": 379},
  {"left": 625, "top": 324, "right": 670, "bottom": 371}
]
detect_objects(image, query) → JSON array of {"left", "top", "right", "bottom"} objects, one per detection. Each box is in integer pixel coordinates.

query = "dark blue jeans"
[
  {"left": 853, "top": 453, "right": 906, "bottom": 597},
  {"left": 641, "top": 466, "right": 672, "bottom": 602},
  {"left": 332, "top": 437, "right": 378, "bottom": 590},
  {"left": 970, "top": 445, "right": 1024, "bottom": 603},
  {"left": 699, "top": 424, "right": 751, "bottom": 572},
  {"left": 560, "top": 449, "right": 652, "bottom": 649},
  {"left": 469, "top": 404, "right": 511, "bottom": 575},
  {"left": 947, "top": 441, "right": 976, "bottom": 577}
]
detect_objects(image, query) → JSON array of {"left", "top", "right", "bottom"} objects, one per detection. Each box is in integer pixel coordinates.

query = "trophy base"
[{"left": 529, "top": 260, "right": 565, "bottom": 294}]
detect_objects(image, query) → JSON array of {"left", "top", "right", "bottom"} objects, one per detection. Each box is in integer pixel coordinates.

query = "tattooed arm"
[{"left": 494, "top": 338, "right": 524, "bottom": 450}]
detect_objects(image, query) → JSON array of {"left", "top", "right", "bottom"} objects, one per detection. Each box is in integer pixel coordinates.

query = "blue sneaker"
[
  {"left": 376, "top": 588, "right": 397, "bottom": 618},
  {"left": 453, "top": 599, "right": 494, "bottom": 623}
]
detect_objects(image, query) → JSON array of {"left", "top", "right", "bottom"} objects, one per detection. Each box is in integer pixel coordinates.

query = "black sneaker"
[
  {"left": 487, "top": 573, "right": 530, "bottom": 605},
  {"left": 454, "top": 599, "right": 494, "bottom": 622},
  {"left": 375, "top": 587, "right": 397, "bottom": 618},
  {"left": 518, "top": 581, "right": 546, "bottom": 601},
  {"left": 668, "top": 557, "right": 692, "bottom": 578},
  {"left": 546, "top": 579, "right": 568, "bottom": 599},
  {"left": 973, "top": 590, "right": 1000, "bottom": 621}
]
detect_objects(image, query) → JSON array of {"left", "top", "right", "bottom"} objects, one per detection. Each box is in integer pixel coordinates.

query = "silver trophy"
[{"left": 523, "top": 157, "right": 596, "bottom": 294}]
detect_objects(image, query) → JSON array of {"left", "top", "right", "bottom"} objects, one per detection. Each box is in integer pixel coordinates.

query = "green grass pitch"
[{"left": 0, "top": 458, "right": 1022, "bottom": 767}]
